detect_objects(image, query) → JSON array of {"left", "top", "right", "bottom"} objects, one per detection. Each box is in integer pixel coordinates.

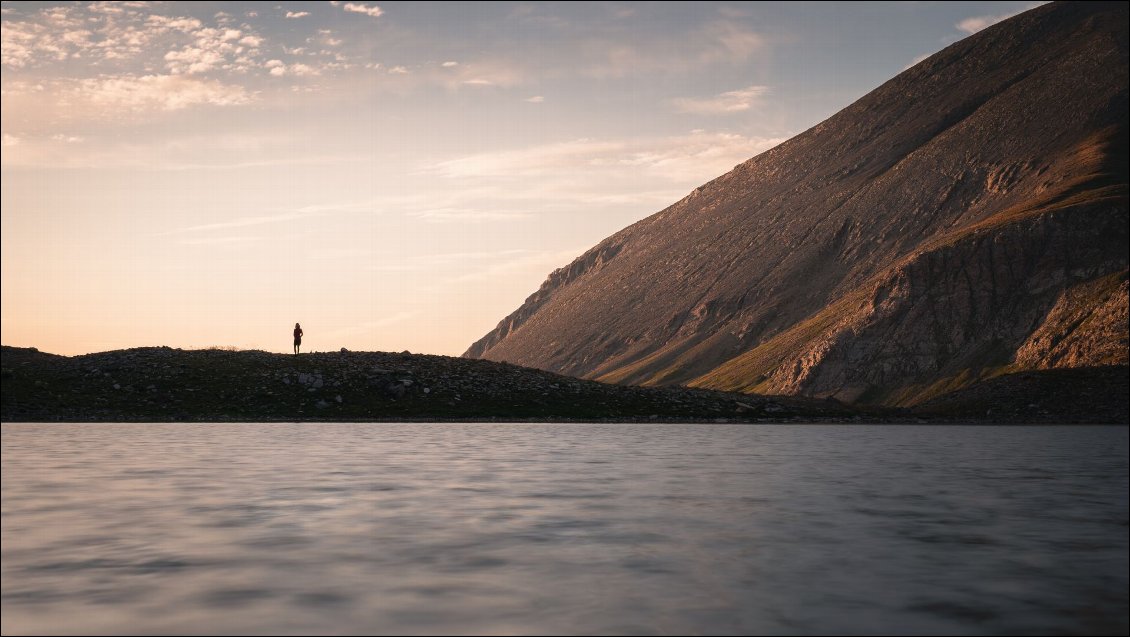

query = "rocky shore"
[{"left": 1, "top": 346, "right": 1124, "bottom": 423}]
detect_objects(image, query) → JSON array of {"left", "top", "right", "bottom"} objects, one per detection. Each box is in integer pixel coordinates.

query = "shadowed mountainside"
[{"left": 466, "top": 2, "right": 1128, "bottom": 406}]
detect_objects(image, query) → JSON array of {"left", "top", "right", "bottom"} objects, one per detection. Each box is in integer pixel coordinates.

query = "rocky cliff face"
[
  {"left": 466, "top": 2, "right": 1128, "bottom": 405},
  {"left": 1014, "top": 271, "right": 1128, "bottom": 370}
]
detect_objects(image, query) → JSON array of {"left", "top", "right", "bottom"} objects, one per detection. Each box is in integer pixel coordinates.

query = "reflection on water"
[{"left": 1, "top": 423, "right": 1127, "bottom": 635}]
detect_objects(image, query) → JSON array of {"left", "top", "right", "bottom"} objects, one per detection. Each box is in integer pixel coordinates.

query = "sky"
[{"left": 1, "top": 1, "right": 1042, "bottom": 356}]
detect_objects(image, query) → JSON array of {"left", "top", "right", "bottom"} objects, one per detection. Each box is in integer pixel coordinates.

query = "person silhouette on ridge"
[{"left": 293, "top": 323, "right": 303, "bottom": 355}]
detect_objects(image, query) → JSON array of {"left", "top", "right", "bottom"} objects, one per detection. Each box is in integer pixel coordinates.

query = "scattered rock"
[{"left": 6, "top": 344, "right": 1118, "bottom": 423}]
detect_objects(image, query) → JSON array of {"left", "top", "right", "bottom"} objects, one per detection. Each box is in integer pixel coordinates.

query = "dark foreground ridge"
[{"left": 2, "top": 346, "right": 1125, "bottom": 423}]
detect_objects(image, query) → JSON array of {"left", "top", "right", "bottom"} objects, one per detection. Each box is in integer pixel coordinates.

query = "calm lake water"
[{"left": 1, "top": 423, "right": 1126, "bottom": 635}]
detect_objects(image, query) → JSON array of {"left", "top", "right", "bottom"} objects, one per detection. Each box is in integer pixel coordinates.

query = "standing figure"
[{"left": 293, "top": 323, "right": 303, "bottom": 355}]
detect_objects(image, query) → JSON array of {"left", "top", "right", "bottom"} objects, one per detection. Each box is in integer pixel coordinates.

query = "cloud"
[
  {"left": 524, "top": 95, "right": 544, "bottom": 103},
  {"left": 266, "top": 60, "right": 320, "bottom": 77},
  {"left": 441, "top": 60, "right": 524, "bottom": 89},
  {"left": 363, "top": 58, "right": 522, "bottom": 90},
  {"left": 717, "top": 5, "right": 752, "bottom": 19},
  {"left": 0, "top": 127, "right": 365, "bottom": 169},
  {"left": 1, "top": 3, "right": 270, "bottom": 81},
  {"left": 371, "top": 249, "right": 589, "bottom": 290},
  {"left": 2, "top": 6, "right": 87, "bottom": 68},
  {"left": 407, "top": 207, "right": 532, "bottom": 222},
  {"left": 583, "top": 21, "right": 765, "bottom": 78},
  {"left": 178, "top": 236, "right": 262, "bottom": 246},
  {"left": 146, "top": 15, "right": 204, "bottom": 33},
  {"left": 289, "top": 63, "right": 319, "bottom": 76},
  {"left": 672, "top": 85, "right": 769, "bottom": 114},
  {"left": 1, "top": 4, "right": 266, "bottom": 73},
  {"left": 164, "top": 44, "right": 226, "bottom": 75},
  {"left": 429, "top": 139, "right": 625, "bottom": 179},
  {"left": 285, "top": 11, "right": 311, "bottom": 19},
  {"left": 956, "top": 4, "right": 1041, "bottom": 34},
  {"left": 903, "top": 53, "right": 932, "bottom": 71},
  {"left": 167, "top": 211, "right": 320, "bottom": 235},
  {"left": 80, "top": 74, "right": 252, "bottom": 111},
  {"left": 425, "top": 132, "right": 788, "bottom": 209},
  {"left": 374, "top": 249, "right": 532, "bottom": 270},
  {"left": 2, "top": 133, "right": 20, "bottom": 147},
  {"left": 447, "top": 248, "right": 589, "bottom": 284},
  {"left": 163, "top": 25, "right": 266, "bottom": 74},
  {"left": 343, "top": 3, "right": 384, "bottom": 18},
  {"left": 313, "top": 29, "right": 344, "bottom": 47},
  {"left": 319, "top": 312, "right": 421, "bottom": 342}
]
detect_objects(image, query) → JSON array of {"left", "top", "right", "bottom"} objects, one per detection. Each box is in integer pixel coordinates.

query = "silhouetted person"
[{"left": 293, "top": 322, "right": 303, "bottom": 355}]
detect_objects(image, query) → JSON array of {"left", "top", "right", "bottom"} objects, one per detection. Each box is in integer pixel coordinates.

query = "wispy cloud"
[
  {"left": 448, "top": 248, "right": 588, "bottom": 284},
  {"left": 370, "top": 249, "right": 532, "bottom": 271},
  {"left": 429, "top": 138, "right": 625, "bottom": 179},
  {"left": 164, "top": 211, "right": 321, "bottom": 235},
  {"left": 428, "top": 132, "right": 785, "bottom": 183},
  {"left": 582, "top": 21, "right": 765, "bottom": 78},
  {"left": 343, "top": 3, "right": 384, "bottom": 18},
  {"left": 372, "top": 248, "right": 590, "bottom": 290},
  {"left": 956, "top": 4, "right": 1042, "bottom": 34},
  {"left": 903, "top": 53, "right": 932, "bottom": 71},
  {"left": 418, "top": 131, "right": 788, "bottom": 219},
  {"left": 524, "top": 95, "right": 544, "bottom": 103},
  {"left": 672, "top": 85, "right": 769, "bottom": 114},
  {"left": 319, "top": 311, "right": 421, "bottom": 342},
  {"left": 285, "top": 11, "right": 311, "bottom": 19},
  {"left": 178, "top": 236, "right": 262, "bottom": 246},
  {"left": 407, "top": 207, "right": 532, "bottom": 222}
]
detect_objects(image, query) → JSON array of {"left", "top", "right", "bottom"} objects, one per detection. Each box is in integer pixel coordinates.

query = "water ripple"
[{"left": 2, "top": 423, "right": 1126, "bottom": 635}]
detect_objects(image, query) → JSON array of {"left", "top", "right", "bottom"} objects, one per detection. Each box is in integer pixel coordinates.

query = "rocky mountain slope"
[{"left": 466, "top": 1, "right": 1128, "bottom": 406}]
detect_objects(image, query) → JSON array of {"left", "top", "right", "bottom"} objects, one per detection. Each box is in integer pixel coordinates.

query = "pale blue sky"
[{"left": 1, "top": 1, "right": 1041, "bottom": 355}]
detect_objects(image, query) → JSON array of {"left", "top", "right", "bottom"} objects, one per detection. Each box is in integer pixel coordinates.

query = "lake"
[{"left": 1, "top": 423, "right": 1126, "bottom": 635}]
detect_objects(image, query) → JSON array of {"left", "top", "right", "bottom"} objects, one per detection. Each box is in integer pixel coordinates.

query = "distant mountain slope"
[{"left": 466, "top": 1, "right": 1128, "bottom": 405}]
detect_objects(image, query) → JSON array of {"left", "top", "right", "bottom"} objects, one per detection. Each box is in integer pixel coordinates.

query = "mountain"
[{"left": 465, "top": 1, "right": 1128, "bottom": 406}]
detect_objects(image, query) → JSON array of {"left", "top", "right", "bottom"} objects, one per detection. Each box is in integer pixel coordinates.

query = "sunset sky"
[{"left": 2, "top": 1, "right": 1039, "bottom": 356}]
